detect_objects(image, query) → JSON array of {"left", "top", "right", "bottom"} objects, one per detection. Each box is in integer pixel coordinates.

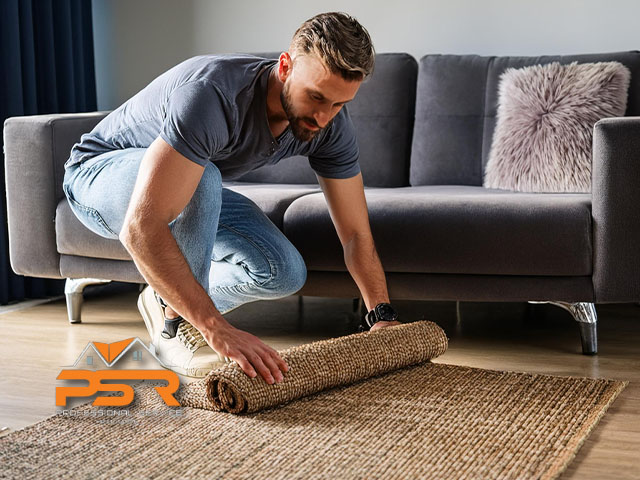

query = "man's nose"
[
  {"left": 313, "top": 113, "right": 329, "bottom": 128},
  {"left": 313, "top": 109, "right": 331, "bottom": 129}
]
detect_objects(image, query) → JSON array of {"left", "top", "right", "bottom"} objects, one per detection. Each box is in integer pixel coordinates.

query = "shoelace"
[{"left": 176, "top": 321, "right": 208, "bottom": 353}]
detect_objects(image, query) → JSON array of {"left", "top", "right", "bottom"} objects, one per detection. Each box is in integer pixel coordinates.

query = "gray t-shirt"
[{"left": 65, "top": 54, "right": 361, "bottom": 180}]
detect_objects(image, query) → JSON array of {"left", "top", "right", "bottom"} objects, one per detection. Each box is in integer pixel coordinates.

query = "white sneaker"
[{"left": 137, "top": 285, "right": 231, "bottom": 378}]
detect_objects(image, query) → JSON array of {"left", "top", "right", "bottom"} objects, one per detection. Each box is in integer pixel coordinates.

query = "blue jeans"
[{"left": 62, "top": 148, "right": 307, "bottom": 315}]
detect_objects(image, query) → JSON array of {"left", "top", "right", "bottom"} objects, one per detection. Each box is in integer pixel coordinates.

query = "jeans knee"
[
  {"left": 263, "top": 244, "right": 307, "bottom": 298},
  {"left": 285, "top": 247, "right": 307, "bottom": 293}
]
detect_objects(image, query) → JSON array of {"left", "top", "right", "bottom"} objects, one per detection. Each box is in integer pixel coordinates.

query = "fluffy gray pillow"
[{"left": 483, "top": 61, "right": 630, "bottom": 192}]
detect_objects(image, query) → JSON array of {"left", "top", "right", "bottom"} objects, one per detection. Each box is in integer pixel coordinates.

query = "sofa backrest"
[
  {"left": 409, "top": 51, "right": 640, "bottom": 186},
  {"left": 237, "top": 52, "right": 417, "bottom": 187}
]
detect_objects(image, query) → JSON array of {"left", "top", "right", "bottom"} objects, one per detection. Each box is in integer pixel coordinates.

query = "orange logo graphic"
[{"left": 56, "top": 338, "right": 180, "bottom": 407}]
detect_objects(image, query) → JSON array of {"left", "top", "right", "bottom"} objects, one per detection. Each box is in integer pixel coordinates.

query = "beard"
[{"left": 280, "top": 82, "right": 331, "bottom": 142}]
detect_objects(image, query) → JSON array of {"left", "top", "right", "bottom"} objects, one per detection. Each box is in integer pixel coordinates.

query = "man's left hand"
[{"left": 370, "top": 320, "right": 402, "bottom": 331}]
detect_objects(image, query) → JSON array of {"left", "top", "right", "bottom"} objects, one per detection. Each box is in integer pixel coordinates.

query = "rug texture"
[
  {"left": 0, "top": 321, "right": 627, "bottom": 480},
  {"left": 483, "top": 61, "right": 630, "bottom": 193},
  {"left": 177, "top": 320, "right": 448, "bottom": 413}
]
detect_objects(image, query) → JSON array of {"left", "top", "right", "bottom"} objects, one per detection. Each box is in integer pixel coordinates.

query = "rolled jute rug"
[
  {"left": 0, "top": 321, "right": 628, "bottom": 479},
  {"left": 177, "top": 320, "right": 448, "bottom": 413}
]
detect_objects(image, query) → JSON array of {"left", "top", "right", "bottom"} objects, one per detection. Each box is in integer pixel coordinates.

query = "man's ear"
[{"left": 277, "top": 52, "right": 293, "bottom": 82}]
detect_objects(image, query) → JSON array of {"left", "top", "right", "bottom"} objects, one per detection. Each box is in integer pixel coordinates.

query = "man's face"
[{"left": 280, "top": 54, "right": 362, "bottom": 142}]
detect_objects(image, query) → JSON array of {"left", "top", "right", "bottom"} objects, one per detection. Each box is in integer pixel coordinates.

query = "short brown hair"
[{"left": 290, "top": 12, "right": 375, "bottom": 81}]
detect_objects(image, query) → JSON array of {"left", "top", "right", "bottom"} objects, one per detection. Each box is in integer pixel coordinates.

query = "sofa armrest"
[
  {"left": 3, "top": 111, "right": 110, "bottom": 278},
  {"left": 592, "top": 116, "right": 640, "bottom": 302}
]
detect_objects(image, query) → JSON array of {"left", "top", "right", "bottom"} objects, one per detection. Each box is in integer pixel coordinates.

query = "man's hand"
[
  {"left": 201, "top": 319, "right": 289, "bottom": 384},
  {"left": 369, "top": 320, "right": 402, "bottom": 332}
]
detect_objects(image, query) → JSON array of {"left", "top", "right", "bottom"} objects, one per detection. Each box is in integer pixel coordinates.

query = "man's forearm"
[
  {"left": 120, "top": 222, "right": 225, "bottom": 332},
  {"left": 343, "top": 233, "right": 390, "bottom": 311}
]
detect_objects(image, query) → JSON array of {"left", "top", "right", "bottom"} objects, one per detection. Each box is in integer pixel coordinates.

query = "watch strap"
[
  {"left": 365, "top": 303, "right": 398, "bottom": 328},
  {"left": 365, "top": 309, "right": 377, "bottom": 328}
]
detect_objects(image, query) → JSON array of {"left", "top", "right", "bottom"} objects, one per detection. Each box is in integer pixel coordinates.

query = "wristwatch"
[{"left": 364, "top": 302, "right": 399, "bottom": 329}]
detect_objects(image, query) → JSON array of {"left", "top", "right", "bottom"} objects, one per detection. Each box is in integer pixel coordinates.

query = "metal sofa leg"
[
  {"left": 528, "top": 301, "right": 598, "bottom": 355},
  {"left": 64, "top": 278, "right": 112, "bottom": 324}
]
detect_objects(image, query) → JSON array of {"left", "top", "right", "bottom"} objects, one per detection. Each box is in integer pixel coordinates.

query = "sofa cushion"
[
  {"left": 56, "top": 183, "right": 320, "bottom": 260},
  {"left": 56, "top": 200, "right": 128, "bottom": 260},
  {"left": 410, "top": 51, "right": 640, "bottom": 186},
  {"left": 237, "top": 52, "right": 417, "bottom": 187},
  {"left": 283, "top": 186, "right": 592, "bottom": 276}
]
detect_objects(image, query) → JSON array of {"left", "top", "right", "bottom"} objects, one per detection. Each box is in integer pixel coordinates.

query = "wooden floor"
[{"left": 0, "top": 283, "right": 638, "bottom": 478}]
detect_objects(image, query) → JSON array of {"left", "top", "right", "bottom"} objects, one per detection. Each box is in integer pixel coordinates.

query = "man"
[{"left": 62, "top": 12, "right": 401, "bottom": 386}]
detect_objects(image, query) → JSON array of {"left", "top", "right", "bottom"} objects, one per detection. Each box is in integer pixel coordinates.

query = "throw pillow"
[{"left": 483, "top": 61, "right": 630, "bottom": 192}]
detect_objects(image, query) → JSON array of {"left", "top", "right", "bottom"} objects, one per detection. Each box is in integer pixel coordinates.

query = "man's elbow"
[
  {"left": 119, "top": 216, "right": 169, "bottom": 252},
  {"left": 118, "top": 222, "right": 136, "bottom": 249},
  {"left": 119, "top": 216, "right": 147, "bottom": 250},
  {"left": 346, "top": 231, "right": 373, "bottom": 245},
  {"left": 343, "top": 231, "right": 375, "bottom": 253}
]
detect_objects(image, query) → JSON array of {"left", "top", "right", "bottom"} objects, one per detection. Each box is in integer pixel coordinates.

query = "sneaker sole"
[
  {"left": 137, "top": 287, "right": 161, "bottom": 343},
  {"left": 137, "top": 288, "right": 194, "bottom": 377}
]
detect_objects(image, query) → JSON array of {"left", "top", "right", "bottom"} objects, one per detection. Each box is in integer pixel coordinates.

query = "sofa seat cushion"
[
  {"left": 283, "top": 185, "right": 592, "bottom": 276},
  {"left": 56, "top": 183, "right": 320, "bottom": 261},
  {"left": 56, "top": 200, "right": 129, "bottom": 260}
]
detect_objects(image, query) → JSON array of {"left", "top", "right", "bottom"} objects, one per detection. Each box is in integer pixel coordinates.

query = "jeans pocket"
[{"left": 62, "top": 183, "right": 119, "bottom": 239}]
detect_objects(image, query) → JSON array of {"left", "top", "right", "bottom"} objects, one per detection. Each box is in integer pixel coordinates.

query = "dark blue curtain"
[{"left": 0, "top": 0, "right": 97, "bottom": 304}]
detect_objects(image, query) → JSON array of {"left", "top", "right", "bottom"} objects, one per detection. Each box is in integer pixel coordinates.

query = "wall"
[
  {"left": 91, "top": 0, "right": 196, "bottom": 110},
  {"left": 92, "top": 0, "right": 640, "bottom": 110}
]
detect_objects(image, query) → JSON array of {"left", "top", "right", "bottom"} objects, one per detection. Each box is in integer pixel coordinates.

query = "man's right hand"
[
  {"left": 202, "top": 318, "right": 289, "bottom": 384},
  {"left": 119, "top": 136, "right": 288, "bottom": 385}
]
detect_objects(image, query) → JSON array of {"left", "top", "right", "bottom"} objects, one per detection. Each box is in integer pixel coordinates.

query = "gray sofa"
[{"left": 4, "top": 51, "right": 640, "bottom": 355}]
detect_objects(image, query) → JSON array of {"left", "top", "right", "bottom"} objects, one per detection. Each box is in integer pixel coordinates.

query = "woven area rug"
[{"left": 0, "top": 321, "right": 627, "bottom": 479}]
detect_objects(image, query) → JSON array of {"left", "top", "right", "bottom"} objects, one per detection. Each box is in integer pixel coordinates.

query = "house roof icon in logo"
[{"left": 68, "top": 337, "right": 163, "bottom": 368}]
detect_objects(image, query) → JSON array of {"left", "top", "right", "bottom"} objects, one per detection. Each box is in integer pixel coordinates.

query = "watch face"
[{"left": 376, "top": 303, "right": 398, "bottom": 322}]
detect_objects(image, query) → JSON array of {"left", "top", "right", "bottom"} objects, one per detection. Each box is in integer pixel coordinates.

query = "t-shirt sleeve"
[
  {"left": 159, "top": 80, "right": 231, "bottom": 167},
  {"left": 308, "top": 106, "right": 361, "bottom": 179}
]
